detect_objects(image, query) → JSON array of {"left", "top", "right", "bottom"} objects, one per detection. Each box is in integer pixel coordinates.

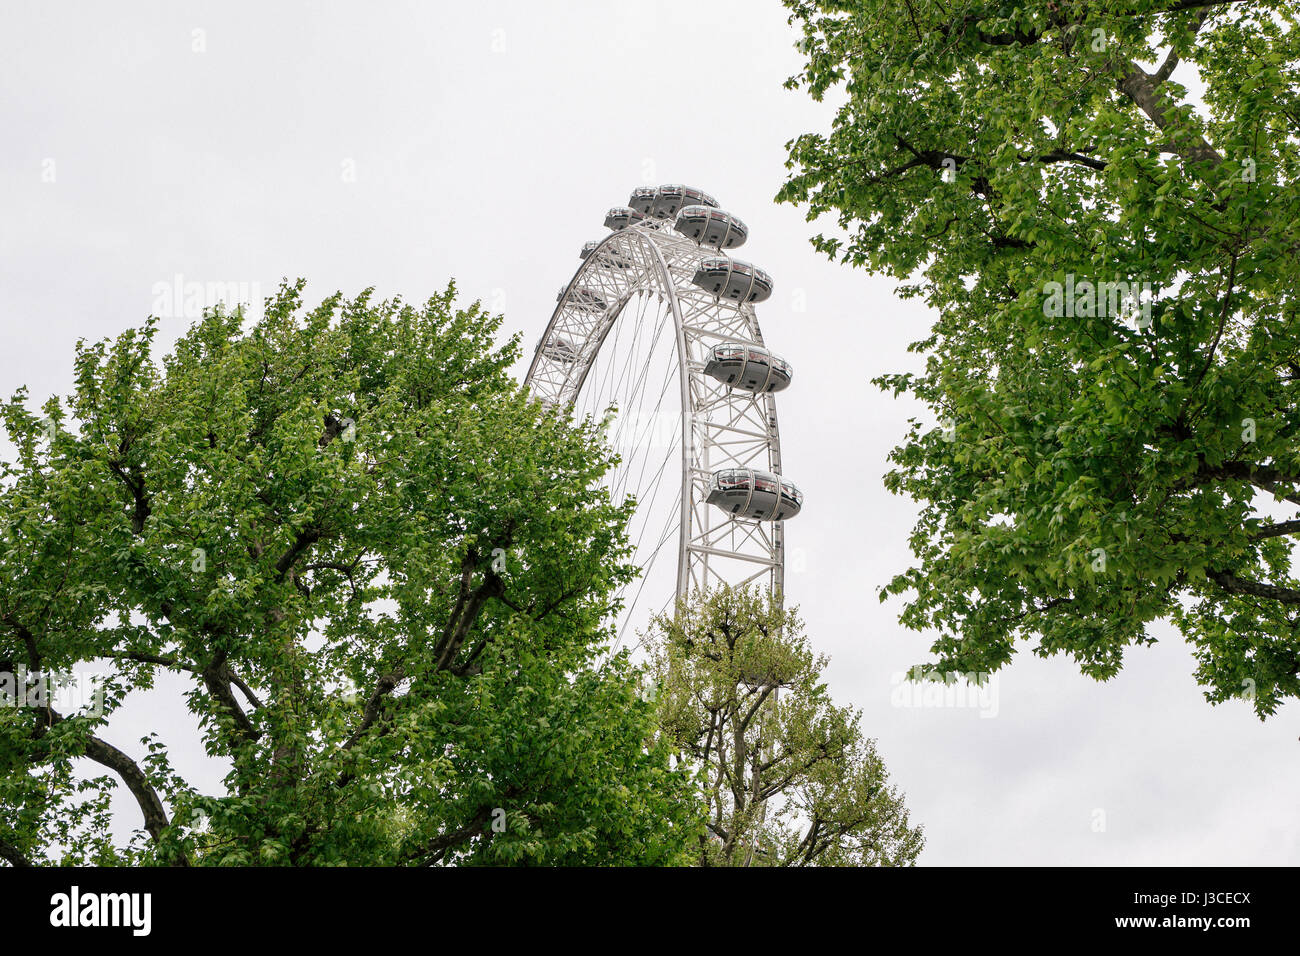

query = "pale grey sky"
[{"left": 2, "top": 0, "right": 1295, "bottom": 865}]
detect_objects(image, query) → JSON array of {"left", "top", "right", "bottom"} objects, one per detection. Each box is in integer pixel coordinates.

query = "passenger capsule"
[
  {"left": 674, "top": 205, "right": 748, "bottom": 249},
  {"left": 580, "top": 240, "right": 633, "bottom": 269},
  {"left": 604, "top": 206, "right": 647, "bottom": 231},
  {"left": 630, "top": 184, "right": 719, "bottom": 219},
  {"left": 557, "top": 285, "right": 607, "bottom": 312},
  {"left": 706, "top": 468, "right": 803, "bottom": 521},
  {"left": 628, "top": 187, "right": 658, "bottom": 215},
  {"left": 691, "top": 257, "right": 774, "bottom": 303},
  {"left": 704, "top": 343, "right": 792, "bottom": 392},
  {"left": 536, "top": 335, "right": 578, "bottom": 364}
]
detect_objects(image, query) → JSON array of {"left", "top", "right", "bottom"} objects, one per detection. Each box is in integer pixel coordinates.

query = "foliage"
[
  {"left": 0, "top": 281, "right": 702, "bottom": 866},
  {"left": 647, "top": 586, "right": 923, "bottom": 866},
  {"left": 781, "top": 0, "right": 1300, "bottom": 716}
]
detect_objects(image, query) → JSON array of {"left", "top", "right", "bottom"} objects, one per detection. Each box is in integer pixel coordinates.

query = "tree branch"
[
  {"left": 411, "top": 807, "right": 494, "bottom": 866},
  {"left": 1117, "top": 61, "right": 1224, "bottom": 168},
  {"left": 0, "top": 836, "right": 33, "bottom": 868},
  {"left": 1196, "top": 461, "right": 1300, "bottom": 506},
  {"left": 1034, "top": 150, "right": 1108, "bottom": 172},
  {"left": 1250, "top": 518, "right": 1300, "bottom": 541},
  {"left": 40, "top": 707, "right": 188, "bottom": 865},
  {"left": 1207, "top": 569, "right": 1300, "bottom": 605},
  {"left": 433, "top": 565, "right": 506, "bottom": 672},
  {"left": 199, "top": 650, "right": 260, "bottom": 744},
  {"left": 273, "top": 527, "right": 323, "bottom": 582},
  {"left": 106, "top": 457, "right": 151, "bottom": 535},
  {"left": 340, "top": 669, "right": 405, "bottom": 756}
]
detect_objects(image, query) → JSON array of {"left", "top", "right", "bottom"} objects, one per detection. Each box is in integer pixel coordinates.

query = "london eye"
[{"left": 524, "top": 184, "right": 803, "bottom": 639}]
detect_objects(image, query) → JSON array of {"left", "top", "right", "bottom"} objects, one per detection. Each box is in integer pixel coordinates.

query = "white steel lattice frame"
[{"left": 523, "top": 218, "right": 786, "bottom": 615}]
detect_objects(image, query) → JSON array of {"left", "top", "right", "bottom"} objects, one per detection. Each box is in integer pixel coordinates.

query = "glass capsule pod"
[
  {"left": 691, "top": 256, "right": 774, "bottom": 303},
  {"left": 706, "top": 468, "right": 803, "bottom": 521},
  {"left": 629, "top": 184, "right": 719, "bottom": 219},
  {"left": 580, "top": 240, "right": 633, "bottom": 269},
  {"left": 536, "top": 335, "right": 578, "bottom": 364},
  {"left": 674, "top": 205, "right": 748, "bottom": 249},
  {"left": 703, "top": 343, "right": 792, "bottom": 392},
  {"left": 557, "top": 285, "right": 607, "bottom": 312},
  {"left": 604, "top": 206, "right": 647, "bottom": 231},
  {"left": 628, "top": 186, "right": 658, "bottom": 215}
]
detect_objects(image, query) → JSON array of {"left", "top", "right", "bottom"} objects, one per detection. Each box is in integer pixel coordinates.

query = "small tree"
[
  {"left": 647, "top": 586, "right": 923, "bottom": 866},
  {"left": 0, "top": 281, "right": 701, "bottom": 866}
]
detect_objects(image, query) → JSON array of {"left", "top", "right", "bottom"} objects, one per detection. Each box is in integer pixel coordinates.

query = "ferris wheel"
[{"left": 524, "top": 184, "right": 802, "bottom": 638}]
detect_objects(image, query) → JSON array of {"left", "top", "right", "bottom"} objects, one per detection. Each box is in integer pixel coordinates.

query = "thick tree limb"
[
  {"left": 1207, "top": 570, "right": 1300, "bottom": 605},
  {"left": 273, "top": 527, "right": 323, "bottom": 582},
  {"left": 318, "top": 412, "right": 348, "bottom": 447},
  {"left": 1117, "top": 60, "right": 1224, "bottom": 168},
  {"left": 226, "top": 670, "right": 265, "bottom": 711},
  {"left": 0, "top": 837, "right": 33, "bottom": 868},
  {"left": 1250, "top": 518, "right": 1300, "bottom": 541},
  {"left": 340, "top": 669, "right": 405, "bottom": 755},
  {"left": 200, "top": 650, "right": 260, "bottom": 744},
  {"left": 106, "top": 458, "right": 151, "bottom": 534},
  {"left": 107, "top": 647, "right": 264, "bottom": 717},
  {"left": 737, "top": 684, "right": 776, "bottom": 736},
  {"left": 1035, "top": 150, "right": 1108, "bottom": 172},
  {"left": 39, "top": 707, "right": 188, "bottom": 865},
  {"left": 334, "top": 551, "right": 514, "bottom": 784},
  {"left": 433, "top": 571, "right": 506, "bottom": 671},
  {"left": 11, "top": 626, "right": 185, "bottom": 862},
  {"left": 405, "top": 788, "right": 520, "bottom": 866},
  {"left": 108, "top": 650, "right": 189, "bottom": 670},
  {"left": 411, "top": 807, "right": 494, "bottom": 866},
  {"left": 1196, "top": 461, "right": 1300, "bottom": 506},
  {"left": 80, "top": 732, "right": 177, "bottom": 846}
]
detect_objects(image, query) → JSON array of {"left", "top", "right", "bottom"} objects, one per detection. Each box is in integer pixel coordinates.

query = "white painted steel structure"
[{"left": 524, "top": 186, "right": 798, "bottom": 636}]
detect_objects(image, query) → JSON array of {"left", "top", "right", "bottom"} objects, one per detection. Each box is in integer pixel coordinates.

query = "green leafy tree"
[
  {"left": 647, "top": 586, "right": 923, "bottom": 866},
  {"left": 780, "top": 0, "right": 1300, "bottom": 715},
  {"left": 0, "top": 281, "right": 702, "bottom": 866}
]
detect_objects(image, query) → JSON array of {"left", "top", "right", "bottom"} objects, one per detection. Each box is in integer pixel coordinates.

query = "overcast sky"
[{"left": 2, "top": 0, "right": 1296, "bottom": 865}]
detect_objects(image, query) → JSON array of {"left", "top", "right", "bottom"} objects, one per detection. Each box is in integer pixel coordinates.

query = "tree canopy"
[
  {"left": 648, "top": 586, "right": 923, "bottom": 866},
  {"left": 780, "top": 0, "right": 1300, "bottom": 715},
  {"left": 0, "top": 281, "right": 701, "bottom": 866}
]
